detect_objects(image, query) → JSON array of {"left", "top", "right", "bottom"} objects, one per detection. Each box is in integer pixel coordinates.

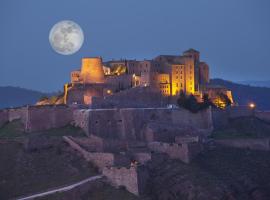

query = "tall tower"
[{"left": 80, "top": 57, "right": 105, "bottom": 84}]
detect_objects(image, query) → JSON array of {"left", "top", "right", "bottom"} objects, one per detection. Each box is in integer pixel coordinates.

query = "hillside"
[
  {"left": 0, "top": 86, "right": 47, "bottom": 109},
  {"left": 239, "top": 80, "right": 270, "bottom": 88},
  {"left": 211, "top": 79, "right": 270, "bottom": 110}
]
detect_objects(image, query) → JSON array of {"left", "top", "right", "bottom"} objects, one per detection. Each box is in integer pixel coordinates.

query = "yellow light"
[
  {"left": 132, "top": 74, "right": 136, "bottom": 78},
  {"left": 107, "top": 90, "right": 112, "bottom": 94},
  {"left": 249, "top": 103, "right": 255, "bottom": 109}
]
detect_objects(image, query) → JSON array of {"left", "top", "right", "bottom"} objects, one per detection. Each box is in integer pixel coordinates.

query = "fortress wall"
[
  {"left": 26, "top": 105, "right": 73, "bottom": 132},
  {"left": 0, "top": 110, "right": 9, "bottom": 127},
  {"left": 148, "top": 141, "right": 202, "bottom": 163},
  {"left": 102, "top": 165, "right": 149, "bottom": 196},
  {"left": 175, "top": 136, "right": 200, "bottom": 144},
  {"left": 8, "top": 107, "right": 28, "bottom": 124},
  {"left": 215, "top": 138, "right": 270, "bottom": 151},
  {"left": 73, "top": 109, "right": 89, "bottom": 133},
  {"left": 63, "top": 136, "right": 115, "bottom": 170},
  {"left": 86, "top": 108, "right": 212, "bottom": 141},
  {"left": 72, "top": 135, "right": 104, "bottom": 152},
  {"left": 255, "top": 111, "right": 270, "bottom": 123},
  {"left": 133, "top": 153, "right": 152, "bottom": 164}
]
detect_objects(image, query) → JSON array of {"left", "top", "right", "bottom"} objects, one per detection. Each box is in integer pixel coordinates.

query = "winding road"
[{"left": 16, "top": 175, "right": 103, "bottom": 200}]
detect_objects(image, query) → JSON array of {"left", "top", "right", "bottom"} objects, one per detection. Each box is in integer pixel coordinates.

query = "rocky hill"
[{"left": 0, "top": 86, "right": 47, "bottom": 109}]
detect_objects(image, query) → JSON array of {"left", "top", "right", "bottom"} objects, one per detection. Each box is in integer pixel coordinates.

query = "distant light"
[
  {"left": 144, "top": 83, "right": 147, "bottom": 87},
  {"left": 249, "top": 103, "right": 255, "bottom": 109},
  {"left": 107, "top": 90, "right": 112, "bottom": 94}
]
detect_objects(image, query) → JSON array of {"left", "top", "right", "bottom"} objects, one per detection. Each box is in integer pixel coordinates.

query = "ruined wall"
[
  {"left": 148, "top": 141, "right": 202, "bottom": 163},
  {"left": 8, "top": 107, "right": 28, "bottom": 124},
  {"left": 63, "top": 136, "right": 115, "bottom": 170},
  {"left": 26, "top": 105, "right": 73, "bottom": 132},
  {"left": 133, "top": 153, "right": 152, "bottom": 165},
  {"left": 215, "top": 138, "right": 270, "bottom": 151},
  {"left": 102, "top": 165, "right": 149, "bottom": 196},
  {"left": 85, "top": 107, "right": 212, "bottom": 140},
  {"left": 0, "top": 110, "right": 9, "bottom": 127},
  {"left": 73, "top": 109, "right": 89, "bottom": 133}
]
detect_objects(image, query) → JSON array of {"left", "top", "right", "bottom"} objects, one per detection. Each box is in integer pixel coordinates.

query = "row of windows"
[{"left": 161, "top": 85, "right": 169, "bottom": 89}]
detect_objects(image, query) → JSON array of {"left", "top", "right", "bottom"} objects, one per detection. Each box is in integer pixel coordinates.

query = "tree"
[{"left": 177, "top": 90, "right": 187, "bottom": 107}]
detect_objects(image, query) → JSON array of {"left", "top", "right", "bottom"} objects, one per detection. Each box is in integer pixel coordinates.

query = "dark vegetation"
[
  {"left": 212, "top": 116, "right": 270, "bottom": 139},
  {"left": 177, "top": 91, "right": 219, "bottom": 113},
  {"left": 0, "top": 120, "right": 92, "bottom": 199},
  {"left": 148, "top": 147, "right": 270, "bottom": 200},
  {"left": 0, "top": 120, "right": 86, "bottom": 139},
  {"left": 0, "top": 139, "right": 98, "bottom": 200}
]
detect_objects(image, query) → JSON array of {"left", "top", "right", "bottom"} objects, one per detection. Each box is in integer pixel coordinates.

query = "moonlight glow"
[{"left": 49, "top": 20, "right": 84, "bottom": 55}]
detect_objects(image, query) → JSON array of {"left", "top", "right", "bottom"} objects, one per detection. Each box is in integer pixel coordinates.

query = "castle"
[{"left": 63, "top": 49, "right": 233, "bottom": 107}]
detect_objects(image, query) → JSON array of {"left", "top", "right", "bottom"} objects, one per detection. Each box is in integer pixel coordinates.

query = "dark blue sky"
[{"left": 1, "top": 0, "right": 270, "bottom": 92}]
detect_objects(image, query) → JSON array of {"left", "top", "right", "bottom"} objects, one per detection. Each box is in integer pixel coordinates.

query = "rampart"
[
  {"left": 215, "top": 138, "right": 270, "bottom": 151},
  {"left": 83, "top": 107, "right": 212, "bottom": 140},
  {"left": 0, "top": 105, "right": 73, "bottom": 132},
  {"left": 73, "top": 109, "right": 90, "bottom": 133},
  {"left": 102, "top": 165, "right": 149, "bottom": 196},
  {"left": 212, "top": 107, "right": 270, "bottom": 130},
  {"left": 63, "top": 136, "right": 115, "bottom": 169},
  {"left": 25, "top": 105, "right": 73, "bottom": 132},
  {"left": 148, "top": 141, "right": 202, "bottom": 163}
]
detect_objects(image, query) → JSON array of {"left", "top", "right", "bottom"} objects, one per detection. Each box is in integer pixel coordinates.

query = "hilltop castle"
[{"left": 62, "top": 49, "right": 233, "bottom": 107}]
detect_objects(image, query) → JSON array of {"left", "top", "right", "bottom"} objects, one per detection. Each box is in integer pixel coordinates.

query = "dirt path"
[{"left": 16, "top": 175, "right": 103, "bottom": 200}]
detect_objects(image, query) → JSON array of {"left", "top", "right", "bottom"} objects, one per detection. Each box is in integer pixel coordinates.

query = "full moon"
[{"left": 49, "top": 20, "right": 84, "bottom": 55}]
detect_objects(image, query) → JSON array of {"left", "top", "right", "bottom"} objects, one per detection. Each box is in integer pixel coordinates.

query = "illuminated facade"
[{"left": 64, "top": 48, "right": 232, "bottom": 106}]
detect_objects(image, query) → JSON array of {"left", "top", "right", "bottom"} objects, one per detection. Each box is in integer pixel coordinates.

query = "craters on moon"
[{"left": 49, "top": 20, "right": 84, "bottom": 55}]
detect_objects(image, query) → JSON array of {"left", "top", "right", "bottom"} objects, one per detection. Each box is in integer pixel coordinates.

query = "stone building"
[{"left": 63, "top": 48, "right": 232, "bottom": 106}]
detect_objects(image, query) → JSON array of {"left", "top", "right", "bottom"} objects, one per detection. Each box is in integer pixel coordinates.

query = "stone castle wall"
[
  {"left": 63, "top": 136, "right": 115, "bottom": 169},
  {"left": 0, "top": 105, "right": 73, "bottom": 132},
  {"left": 85, "top": 108, "right": 212, "bottom": 140},
  {"left": 8, "top": 107, "right": 28, "bottom": 123},
  {"left": 73, "top": 109, "right": 90, "bottom": 133},
  {"left": 148, "top": 141, "right": 202, "bottom": 163},
  {"left": 25, "top": 105, "right": 73, "bottom": 132},
  {"left": 215, "top": 138, "right": 270, "bottom": 151},
  {"left": 102, "top": 165, "right": 149, "bottom": 196}
]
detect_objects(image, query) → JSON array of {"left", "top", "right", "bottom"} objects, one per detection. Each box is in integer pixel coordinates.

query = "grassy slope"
[{"left": 0, "top": 120, "right": 86, "bottom": 139}]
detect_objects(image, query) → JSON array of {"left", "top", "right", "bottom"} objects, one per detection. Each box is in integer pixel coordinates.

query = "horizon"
[{"left": 1, "top": 0, "right": 270, "bottom": 92}]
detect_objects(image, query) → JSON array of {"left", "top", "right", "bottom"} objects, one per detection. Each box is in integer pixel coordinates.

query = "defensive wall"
[
  {"left": 0, "top": 105, "right": 73, "bottom": 132},
  {"left": 143, "top": 122, "right": 204, "bottom": 143},
  {"left": 215, "top": 138, "right": 270, "bottom": 151},
  {"left": 102, "top": 165, "right": 149, "bottom": 196},
  {"left": 76, "top": 107, "right": 213, "bottom": 140},
  {"left": 148, "top": 141, "right": 203, "bottom": 163},
  {"left": 91, "top": 86, "right": 168, "bottom": 109},
  {"left": 72, "top": 135, "right": 128, "bottom": 153},
  {"left": 212, "top": 106, "right": 270, "bottom": 130},
  {"left": 63, "top": 136, "right": 130, "bottom": 170}
]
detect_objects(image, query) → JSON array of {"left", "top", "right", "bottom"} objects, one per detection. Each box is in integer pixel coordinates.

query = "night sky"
[{"left": 1, "top": 0, "right": 269, "bottom": 92}]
